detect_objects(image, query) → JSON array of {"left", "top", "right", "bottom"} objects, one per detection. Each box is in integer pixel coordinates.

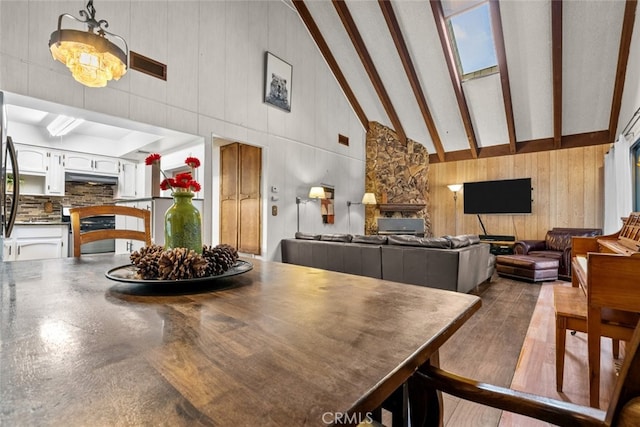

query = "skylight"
[{"left": 444, "top": 1, "right": 498, "bottom": 78}]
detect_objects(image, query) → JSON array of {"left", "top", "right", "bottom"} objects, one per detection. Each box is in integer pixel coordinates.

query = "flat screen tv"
[{"left": 463, "top": 178, "right": 532, "bottom": 214}]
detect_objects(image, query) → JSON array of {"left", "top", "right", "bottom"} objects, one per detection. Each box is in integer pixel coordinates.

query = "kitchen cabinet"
[
  {"left": 3, "top": 224, "right": 69, "bottom": 261},
  {"left": 115, "top": 201, "right": 151, "bottom": 254},
  {"left": 65, "top": 153, "right": 119, "bottom": 175},
  {"left": 117, "top": 160, "right": 138, "bottom": 199},
  {"left": 2, "top": 238, "right": 16, "bottom": 261},
  {"left": 15, "top": 144, "right": 65, "bottom": 196},
  {"left": 46, "top": 150, "right": 65, "bottom": 195},
  {"left": 15, "top": 145, "right": 48, "bottom": 173}
]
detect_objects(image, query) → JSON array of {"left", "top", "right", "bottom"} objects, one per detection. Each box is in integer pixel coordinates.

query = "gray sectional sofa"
[{"left": 281, "top": 233, "right": 494, "bottom": 293}]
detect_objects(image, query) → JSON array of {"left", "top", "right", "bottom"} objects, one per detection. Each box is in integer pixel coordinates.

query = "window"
[{"left": 442, "top": 0, "right": 498, "bottom": 79}]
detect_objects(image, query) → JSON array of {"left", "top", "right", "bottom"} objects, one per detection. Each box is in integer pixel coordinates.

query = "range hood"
[{"left": 65, "top": 172, "right": 118, "bottom": 185}]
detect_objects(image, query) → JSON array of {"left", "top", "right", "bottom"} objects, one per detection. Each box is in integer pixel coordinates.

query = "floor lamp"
[
  {"left": 296, "top": 186, "right": 326, "bottom": 232},
  {"left": 447, "top": 184, "right": 463, "bottom": 235}
]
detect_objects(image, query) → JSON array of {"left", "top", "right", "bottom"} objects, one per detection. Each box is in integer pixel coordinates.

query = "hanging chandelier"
[{"left": 49, "top": 0, "right": 128, "bottom": 88}]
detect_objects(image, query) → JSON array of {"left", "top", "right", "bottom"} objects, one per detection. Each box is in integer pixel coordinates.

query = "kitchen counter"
[{"left": 14, "top": 221, "right": 70, "bottom": 226}]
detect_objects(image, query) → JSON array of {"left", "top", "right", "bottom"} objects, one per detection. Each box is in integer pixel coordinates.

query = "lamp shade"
[
  {"left": 308, "top": 186, "right": 326, "bottom": 199},
  {"left": 361, "top": 193, "right": 377, "bottom": 205},
  {"left": 447, "top": 184, "right": 463, "bottom": 192}
]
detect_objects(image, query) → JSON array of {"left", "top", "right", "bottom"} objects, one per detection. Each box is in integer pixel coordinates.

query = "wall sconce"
[
  {"left": 296, "top": 186, "right": 326, "bottom": 232},
  {"left": 447, "top": 184, "right": 463, "bottom": 235},
  {"left": 49, "top": 0, "right": 128, "bottom": 88},
  {"left": 347, "top": 192, "right": 377, "bottom": 207},
  {"left": 346, "top": 193, "right": 377, "bottom": 233}
]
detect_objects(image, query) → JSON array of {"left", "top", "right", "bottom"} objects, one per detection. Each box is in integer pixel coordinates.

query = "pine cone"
[
  {"left": 158, "top": 248, "right": 208, "bottom": 280},
  {"left": 130, "top": 244, "right": 165, "bottom": 279},
  {"left": 130, "top": 244, "right": 164, "bottom": 265},
  {"left": 202, "top": 244, "right": 239, "bottom": 276}
]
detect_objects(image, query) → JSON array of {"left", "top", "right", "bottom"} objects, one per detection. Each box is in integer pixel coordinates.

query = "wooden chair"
[
  {"left": 70, "top": 205, "right": 151, "bottom": 257},
  {"left": 415, "top": 320, "right": 640, "bottom": 426},
  {"left": 554, "top": 286, "right": 637, "bottom": 396}
]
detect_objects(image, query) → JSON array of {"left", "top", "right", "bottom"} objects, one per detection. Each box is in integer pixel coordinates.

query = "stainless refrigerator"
[{"left": 1, "top": 91, "right": 20, "bottom": 242}]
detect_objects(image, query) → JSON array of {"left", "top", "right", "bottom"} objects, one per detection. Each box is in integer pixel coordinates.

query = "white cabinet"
[
  {"left": 2, "top": 238, "right": 16, "bottom": 261},
  {"left": 64, "top": 152, "right": 93, "bottom": 172},
  {"left": 117, "top": 160, "right": 138, "bottom": 199},
  {"left": 15, "top": 239, "right": 63, "bottom": 261},
  {"left": 65, "top": 153, "right": 119, "bottom": 175},
  {"left": 46, "top": 150, "right": 65, "bottom": 195},
  {"left": 16, "top": 145, "right": 48, "bottom": 173},
  {"left": 15, "top": 144, "right": 65, "bottom": 196},
  {"left": 115, "top": 201, "right": 150, "bottom": 254},
  {"left": 4, "top": 224, "right": 69, "bottom": 262}
]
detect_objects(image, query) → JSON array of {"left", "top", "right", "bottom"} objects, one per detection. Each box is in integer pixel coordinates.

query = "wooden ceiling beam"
[
  {"left": 332, "top": 0, "right": 406, "bottom": 142},
  {"left": 292, "top": 0, "right": 369, "bottom": 130},
  {"left": 430, "top": 0, "right": 479, "bottom": 158},
  {"left": 608, "top": 0, "right": 637, "bottom": 140},
  {"left": 551, "top": 0, "right": 563, "bottom": 149},
  {"left": 428, "top": 130, "right": 610, "bottom": 163},
  {"left": 378, "top": 0, "right": 445, "bottom": 162},
  {"left": 489, "top": 0, "right": 517, "bottom": 154}
]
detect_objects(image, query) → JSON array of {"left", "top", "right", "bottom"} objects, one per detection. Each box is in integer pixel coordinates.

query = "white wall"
[{"left": 0, "top": 0, "right": 367, "bottom": 260}]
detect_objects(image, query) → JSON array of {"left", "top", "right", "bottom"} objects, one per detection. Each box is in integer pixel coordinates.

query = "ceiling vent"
[{"left": 130, "top": 51, "right": 167, "bottom": 81}]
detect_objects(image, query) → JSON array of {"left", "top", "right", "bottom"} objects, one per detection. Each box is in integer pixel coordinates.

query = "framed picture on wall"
[
  {"left": 321, "top": 185, "right": 335, "bottom": 224},
  {"left": 264, "top": 52, "right": 292, "bottom": 112}
]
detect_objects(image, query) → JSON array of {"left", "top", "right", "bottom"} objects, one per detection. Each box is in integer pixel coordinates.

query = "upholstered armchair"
[{"left": 513, "top": 228, "right": 602, "bottom": 280}]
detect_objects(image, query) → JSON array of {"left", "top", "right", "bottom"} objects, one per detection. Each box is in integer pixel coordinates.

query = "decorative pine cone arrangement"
[{"left": 130, "top": 244, "right": 239, "bottom": 280}]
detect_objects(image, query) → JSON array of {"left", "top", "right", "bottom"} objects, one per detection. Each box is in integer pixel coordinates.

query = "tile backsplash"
[{"left": 16, "top": 182, "right": 115, "bottom": 222}]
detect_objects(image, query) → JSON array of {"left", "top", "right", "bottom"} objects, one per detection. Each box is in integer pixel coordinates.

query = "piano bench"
[{"left": 495, "top": 254, "right": 559, "bottom": 282}]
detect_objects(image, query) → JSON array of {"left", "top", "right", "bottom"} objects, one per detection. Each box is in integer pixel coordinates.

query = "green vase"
[{"left": 164, "top": 191, "right": 202, "bottom": 253}]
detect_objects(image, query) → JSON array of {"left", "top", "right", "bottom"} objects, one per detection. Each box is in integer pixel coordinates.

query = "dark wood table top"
[{"left": 0, "top": 255, "right": 481, "bottom": 426}]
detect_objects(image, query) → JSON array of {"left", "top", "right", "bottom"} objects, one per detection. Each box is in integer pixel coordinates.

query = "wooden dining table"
[{"left": 0, "top": 254, "right": 481, "bottom": 426}]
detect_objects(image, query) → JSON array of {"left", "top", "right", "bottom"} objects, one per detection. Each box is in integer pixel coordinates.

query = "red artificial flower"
[
  {"left": 145, "top": 153, "right": 161, "bottom": 165},
  {"left": 174, "top": 172, "right": 193, "bottom": 188},
  {"left": 147, "top": 153, "right": 201, "bottom": 192},
  {"left": 185, "top": 157, "right": 201, "bottom": 168},
  {"left": 160, "top": 178, "right": 174, "bottom": 191}
]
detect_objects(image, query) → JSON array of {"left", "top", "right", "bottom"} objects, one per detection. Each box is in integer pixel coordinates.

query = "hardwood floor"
[{"left": 428, "top": 275, "right": 621, "bottom": 427}]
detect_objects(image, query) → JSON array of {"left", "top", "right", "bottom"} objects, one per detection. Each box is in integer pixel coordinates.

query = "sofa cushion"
[
  {"left": 545, "top": 231, "right": 572, "bottom": 251},
  {"left": 319, "top": 233, "right": 353, "bottom": 242},
  {"left": 462, "top": 234, "right": 481, "bottom": 245},
  {"left": 295, "top": 232, "right": 321, "bottom": 240},
  {"left": 528, "top": 250, "right": 562, "bottom": 261},
  {"left": 443, "top": 235, "right": 471, "bottom": 248},
  {"left": 351, "top": 235, "right": 388, "bottom": 245},
  {"left": 388, "top": 235, "right": 451, "bottom": 249}
]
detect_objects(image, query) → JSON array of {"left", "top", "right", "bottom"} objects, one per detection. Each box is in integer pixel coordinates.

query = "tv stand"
[{"left": 479, "top": 235, "right": 516, "bottom": 255}]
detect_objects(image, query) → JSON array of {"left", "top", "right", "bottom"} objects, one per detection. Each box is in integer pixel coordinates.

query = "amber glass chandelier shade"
[
  {"left": 49, "top": 1, "right": 128, "bottom": 88},
  {"left": 50, "top": 29, "right": 127, "bottom": 88}
]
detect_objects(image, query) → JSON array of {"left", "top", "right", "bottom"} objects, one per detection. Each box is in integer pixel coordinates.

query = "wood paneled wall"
[{"left": 428, "top": 145, "right": 610, "bottom": 239}]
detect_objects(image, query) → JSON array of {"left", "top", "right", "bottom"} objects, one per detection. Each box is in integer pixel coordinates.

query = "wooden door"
[{"left": 220, "top": 143, "right": 261, "bottom": 254}]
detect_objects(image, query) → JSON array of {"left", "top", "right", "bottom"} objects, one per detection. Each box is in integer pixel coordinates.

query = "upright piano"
[{"left": 571, "top": 212, "right": 640, "bottom": 407}]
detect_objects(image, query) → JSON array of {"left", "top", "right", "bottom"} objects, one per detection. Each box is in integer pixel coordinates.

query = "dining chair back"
[
  {"left": 70, "top": 205, "right": 151, "bottom": 257},
  {"left": 415, "top": 320, "right": 640, "bottom": 426}
]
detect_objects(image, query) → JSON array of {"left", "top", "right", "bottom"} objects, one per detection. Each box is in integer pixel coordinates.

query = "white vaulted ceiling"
[{"left": 291, "top": 0, "right": 637, "bottom": 163}]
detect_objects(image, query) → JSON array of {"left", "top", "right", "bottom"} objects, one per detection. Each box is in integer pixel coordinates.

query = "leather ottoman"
[{"left": 495, "top": 254, "right": 559, "bottom": 282}]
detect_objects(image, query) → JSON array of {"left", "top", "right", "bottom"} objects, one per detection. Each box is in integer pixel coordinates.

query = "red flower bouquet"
[{"left": 145, "top": 153, "right": 201, "bottom": 193}]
